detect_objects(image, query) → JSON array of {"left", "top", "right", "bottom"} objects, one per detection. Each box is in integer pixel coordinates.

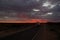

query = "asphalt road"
[{"left": 0, "top": 23, "right": 60, "bottom": 40}]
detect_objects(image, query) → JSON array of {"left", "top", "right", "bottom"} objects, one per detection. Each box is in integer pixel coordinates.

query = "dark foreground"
[{"left": 0, "top": 23, "right": 60, "bottom": 40}]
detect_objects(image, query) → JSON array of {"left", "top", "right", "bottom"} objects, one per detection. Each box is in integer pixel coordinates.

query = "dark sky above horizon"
[{"left": 0, "top": 0, "right": 60, "bottom": 22}]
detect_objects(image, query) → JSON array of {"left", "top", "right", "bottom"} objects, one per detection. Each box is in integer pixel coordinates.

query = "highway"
[{"left": 0, "top": 23, "right": 59, "bottom": 40}]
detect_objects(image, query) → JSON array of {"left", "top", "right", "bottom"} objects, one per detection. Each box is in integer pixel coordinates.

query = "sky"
[{"left": 0, "top": 0, "right": 60, "bottom": 22}]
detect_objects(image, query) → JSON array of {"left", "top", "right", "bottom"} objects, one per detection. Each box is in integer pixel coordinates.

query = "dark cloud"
[
  {"left": 0, "top": 0, "right": 40, "bottom": 11},
  {"left": 0, "top": 0, "right": 60, "bottom": 22},
  {"left": 51, "top": 4, "right": 60, "bottom": 12}
]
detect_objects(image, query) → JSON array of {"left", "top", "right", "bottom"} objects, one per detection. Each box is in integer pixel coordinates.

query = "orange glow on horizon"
[{"left": 0, "top": 19, "right": 48, "bottom": 23}]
